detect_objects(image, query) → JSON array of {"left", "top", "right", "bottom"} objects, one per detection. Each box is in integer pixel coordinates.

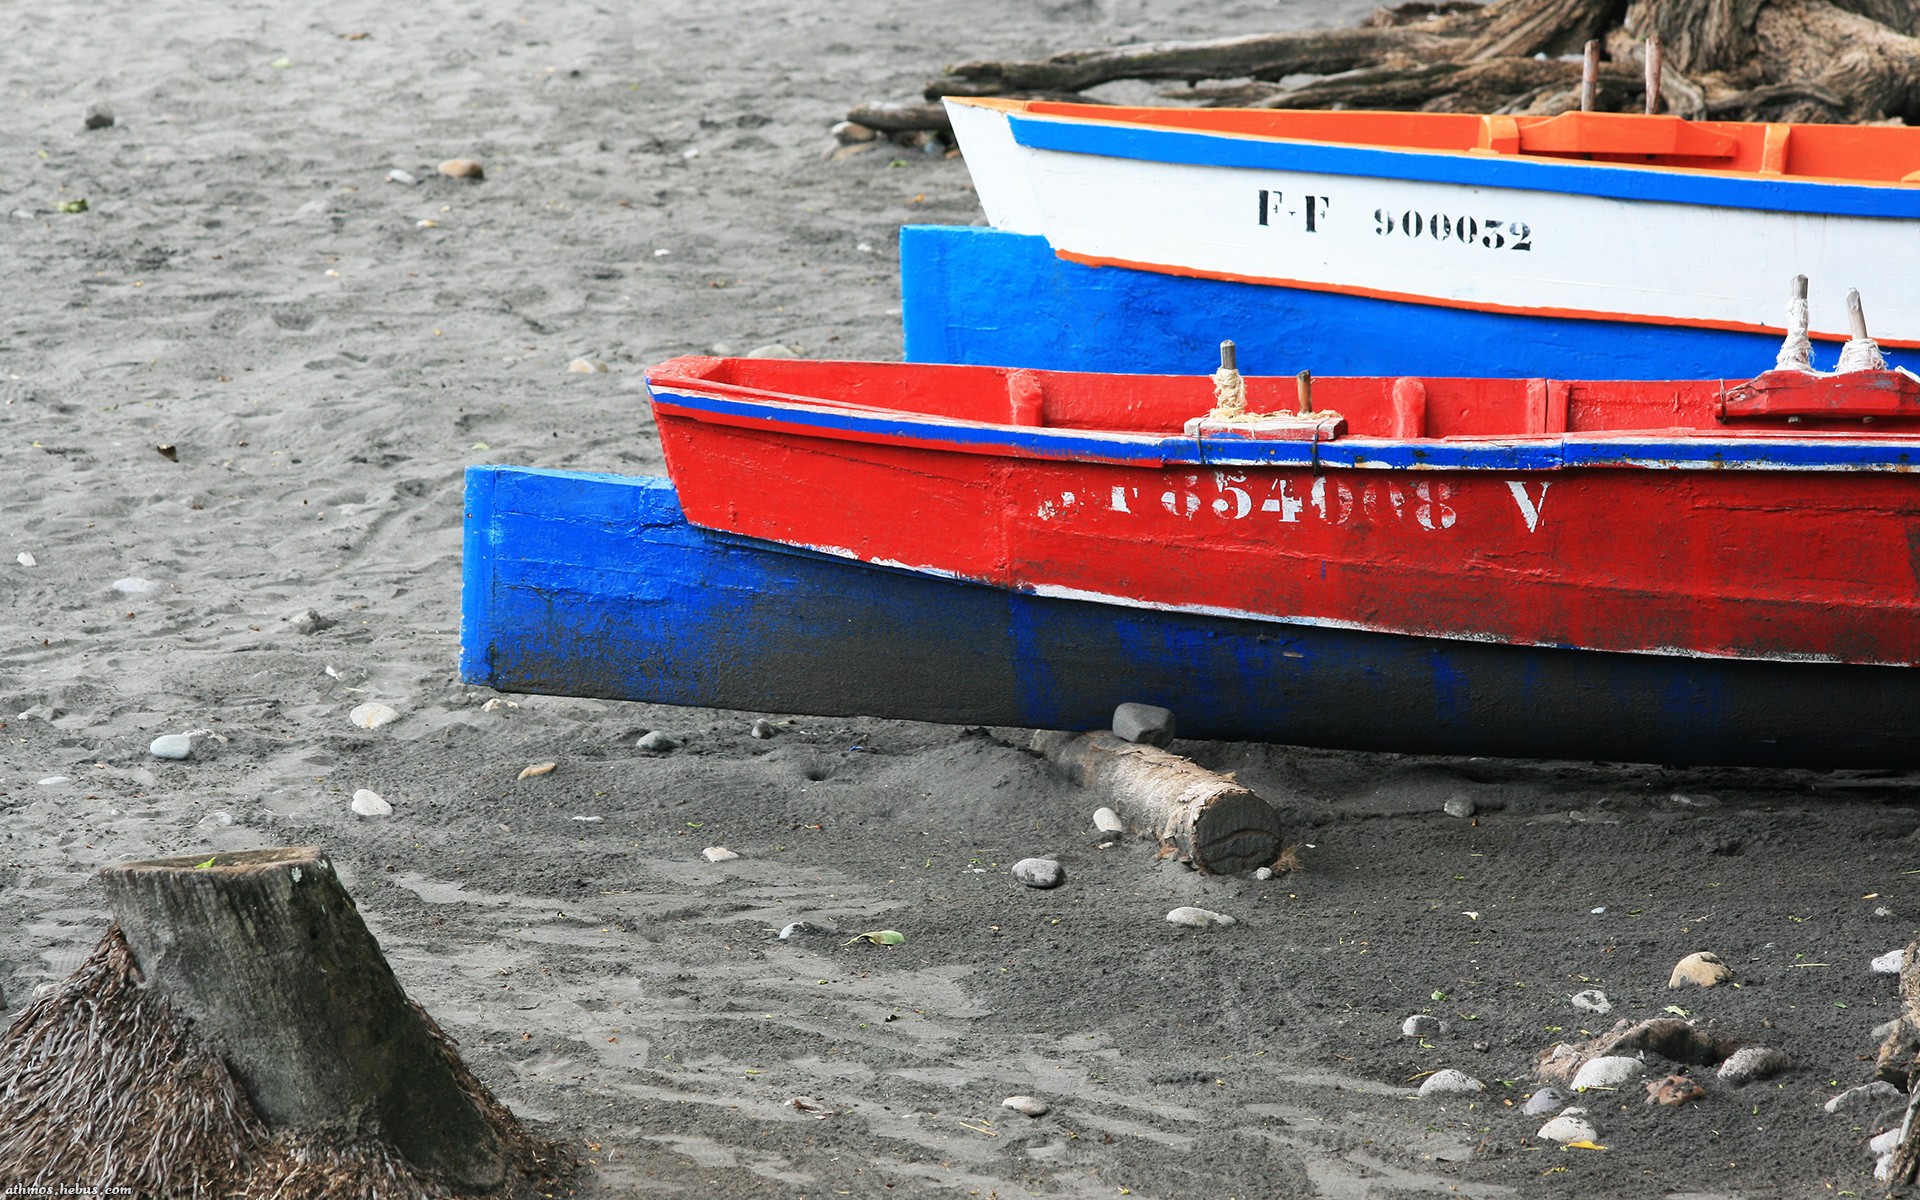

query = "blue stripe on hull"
[
  {"left": 462, "top": 465, "right": 1920, "bottom": 769},
  {"left": 1008, "top": 115, "right": 1920, "bottom": 219},
  {"left": 900, "top": 225, "right": 1917, "bottom": 380}
]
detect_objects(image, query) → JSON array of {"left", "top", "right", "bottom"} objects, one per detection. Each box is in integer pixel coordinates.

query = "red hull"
[{"left": 646, "top": 359, "right": 1920, "bottom": 668}]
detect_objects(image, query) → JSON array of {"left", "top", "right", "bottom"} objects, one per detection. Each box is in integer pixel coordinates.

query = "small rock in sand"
[
  {"left": 1002, "top": 1095, "right": 1050, "bottom": 1117},
  {"left": 1111, "top": 701, "right": 1174, "bottom": 747},
  {"left": 1537, "top": 1114, "right": 1598, "bottom": 1143},
  {"left": 1443, "top": 796, "right": 1476, "bottom": 819},
  {"left": 1417, "top": 1069, "right": 1483, "bottom": 1097},
  {"left": 1718, "top": 1046, "right": 1791, "bottom": 1085},
  {"left": 1669, "top": 950, "right": 1733, "bottom": 988},
  {"left": 37, "top": 776, "right": 70, "bottom": 787},
  {"left": 747, "top": 343, "right": 797, "bottom": 359},
  {"left": 1401, "top": 1014, "right": 1443, "bottom": 1038},
  {"left": 1571, "top": 1056, "right": 1644, "bottom": 1090},
  {"left": 702, "top": 846, "right": 740, "bottom": 863},
  {"left": 1871, "top": 949, "right": 1905, "bottom": 975},
  {"left": 1826, "top": 1081, "right": 1900, "bottom": 1114},
  {"left": 1092, "top": 806, "right": 1125, "bottom": 834},
  {"left": 387, "top": 168, "right": 417, "bottom": 185},
  {"left": 1011, "top": 858, "right": 1065, "bottom": 889},
  {"left": 1254, "top": 866, "right": 1274, "bottom": 880},
  {"left": 438, "top": 158, "right": 485, "bottom": 179},
  {"left": 83, "top": 103, "right": 115, "bottom": 130},
  {"left": 751, "top": 719, "right": 776, "bottom": 739},
  {"left": 112, "top": 577, "right": 160, "bottom": 595},
  {"left": 637, "top": 731, "right": 680, "bottom": 752},
  {"left": 149, "top": 733, "right": 193, "bottom": 760},
  {"left": 16, "top": 552, "right": 35, "bottom": 567},
  {"left": 349, "top": 702, "right": 401, "bottom": 730},
  {"left": 831, "top": 120, "right": 876, "bottom": 145},
  {"left": 1570, "top": 989, "right": 1612, "bottom": 1015},
  {"left": 203, "top": 810, "right": 236, "bottom": 828},
  {"left": 1166, "top": 906, "right": 1234, "bottom": 928},
  {"left": 1645, "top": 1074, "right": 1704, "bottom": 1105},
  {"left": 778, "top": 921, "right": 813, "bottom": 940},
  {"left": 287, "top": 608, "right": 334, "bottom": 634},
  {"left": 567, "top": 357, "right": 609, "bottom": 374},
  {"left": 1523, "top": 1086, "right": 1567, "bottom": 1116},
  {"left": 518, "top": 761, "right": 557, "bottom": 780},
  {"left": 351, "top": 789, "right": 392, "bottom": 816}
]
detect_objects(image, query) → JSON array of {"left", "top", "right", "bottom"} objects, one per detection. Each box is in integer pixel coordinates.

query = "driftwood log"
[
  {"left": 1033, "top": 730, "right": 1285, "bottom": 874},
  {"left": 1880, "top": 944, "right": 1920, "bottom": 1190},
  {"left": 848, "top": 0, "right": 1919, "bottom": 134},
  {"left": 0, "top": 847, "right": 564, "bottom": 1198}
]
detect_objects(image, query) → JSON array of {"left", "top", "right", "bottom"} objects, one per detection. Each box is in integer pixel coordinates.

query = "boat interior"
[
  {"left": 648, "top": 356, "right": 1920, "bottom": 441},
  {"left": 965, "top": 97, "right": 1920, "bottom": 182}
]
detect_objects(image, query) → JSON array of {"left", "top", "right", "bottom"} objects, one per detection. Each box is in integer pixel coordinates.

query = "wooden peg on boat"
[
  {"left": 1296, "top": 369, "right": 1314, "bottom": 415},
  {"left": 1775, "top": 274, "right": 1814, "bottom": 372},
  {"left": 1211, "top": 339, "right": 1246, "bottom": 418},
  {"left": 1837, "top": 288, "right": 1887, "bottom": 373},
  {"left": 1644, "top": 37, "right": 1663, "bottom": 115},
  {"left": 1581, "top": 40, "right": 1599, "bottom": 113}
]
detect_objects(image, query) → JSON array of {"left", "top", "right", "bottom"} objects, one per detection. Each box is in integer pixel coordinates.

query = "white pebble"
[
  {"left": 567, "top": 357, "right": 609, "bottom": 374},
  {"left": 1165, "top": 906, "right": 1235, "bottom": 928},
  {"left": 1002, "top": 1095, "right": 1049, "bottom": 1117},
  {"left": 1254, "top": 866, "right": 1274, "bottom": 881},
  {"left": 751, "top": 719, "right": 776, "bottom": 739},
  {"left": 1092, "top": 806, "right": 1125, "bottom": 834},
  {"left": 349, "top": 702, "right": 401, "bottom": 729},
  {"left": 1417, "top": 1069, "right": 1483, "bottom": 1097},
  {"left": 1872, "top": 1128, "right": 1903, "bottom": 1155},
  {"left": 16, "top": 552, "right": 35, "bottom": 567},
  {"left": 746, "top": 343, "right": 797, "bottom": 359},
  {"left": 36, "top": 776, "right": 70, "bottom": 786},
  {"left": 654, "top": 247, "right": 671, "bottom": 257},
  {"left": 387, "top": 168, "right": 417, "bottom": 185},
  {"left": 204, "top": 810, "right": 235, "bottom": 827},
  {"left": 778, "top": 921, "right": 810, "bottom": 940},
  {"left": 149, "top": 733, "right": 193, "bottom": 759},
  {"left": 112, "top": 577, "right": 160, "bottom": 595},
  {"left": 1570, "top": 989, "right": 1612, "bottom": 1015},
  {"left": 569, "top": 815, "right": 604, "bottom": 823},
  {"left": 702, "top": 846, "right": 740, "bottom": 863},
  {"left": 1570, "top": 1056, "right": 1643, "bottom": 1090},
  {"left": 350, "top": 789, "right": 392, "bottom": 816},
  {"left": 1537, "top": 1114, "right": 1598, "bottom": 1143},
  {"left": 1443, "top": 797, "right": 1475, "bottom": 819},
  {"left": 1872, "top": 949, "right": 1905, "bottom": 974}
]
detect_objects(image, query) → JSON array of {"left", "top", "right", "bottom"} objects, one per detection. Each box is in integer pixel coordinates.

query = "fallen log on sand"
[
  {"left": 0, "top": 847, "right": 567, "bottom": 1198},
  {"left": 1033, "top": 730, "right": 1285, "bottom": 874}
]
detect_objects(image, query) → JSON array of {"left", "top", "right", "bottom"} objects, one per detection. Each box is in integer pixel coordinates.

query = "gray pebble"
[
  {"left": 1111, "top": 701, "right": 1174, "bottom": 747},
  {"left": 349, "top": 702, "right": 401, "bottom": 730},
  {"left": 777, "top": 921, "right": 812, "bottom": 940},
  {"left": 747, "top": 343, "right": 797, "bottom": 359},
  {"left": 751, "top": 719, "right": 777, "bottom": 739},
  {"left": 1443, "top": 796, "right": 1475, "bottom": 819},
  {"left": 1002, "top": 1095, "right": 1050, "bottom": 1117},
  {"left": 1872, "top": 1128, "right": 1903, "bottom": 1155},
  {"left": 1571, "top": 1056, "right": 1643, "bottom": 1090},
  {"left": 1416, "top": 1069, "right": 1482, "bottom": 1097},
  {"left": 1401, "top": 1014, "right": 1443, "bottom": 1038},
  {"left": 1717, "top": 1046, "right": 1791, "bottom": 1085},
  {"left": 1872, "top": 949, "right": 1905, "bottom": 975},
  {"left": 1570, "top": 988, "right": 1612, "bottom": 1015},
  {"left": 701, "top": 846, "right": 740, "bottom": 863},
  {"left": 1826, "top": 1081, "right": 1902, "bottom": 1114},
  {"left": 1011, "top": 858, "right": 1065, "bottom": 889},
  {"left": 83, "top": 104, "right": 114, "bottom": 131},
  {"left": 288, "top": 608, "right": 335, "bottom": 634},
  {"left": 112, "top": 577, "right": 160, "bottom": 595},
  {"left": 149, "top": 733, "right": 193, "bottom": 760},
  {"left": 638, "top": 731, "right": 680, "bottom": 752},
  {"left": 1253, "top": 866, "right": 1274, "bottom": 881},
  {"left": 1523, "top": 1086, "right": 1567, "bottom": 1116},
  {"left": 36, "top": 776, "right": 70, "bottom": 787},
  {"left": 1873, "top": 1018, "right": 1903, "bottom": 1040},
  {"left": 1165, "top": 906, "right": 1234, "bottom": 928},
  {"left": 350, "top": 789, "right": 392, "bottom": 817},
  {"left": 1092, "top": 806, "right": 1125, "bottom": 834}
]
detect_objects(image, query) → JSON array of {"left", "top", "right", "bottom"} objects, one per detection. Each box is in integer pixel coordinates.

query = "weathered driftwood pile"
[
  {"left": 0, "top": 848, "right": 568, "bottom": 1199},
  {"left": 847, "top": 0, "right": 1920, "bottom": 136}
]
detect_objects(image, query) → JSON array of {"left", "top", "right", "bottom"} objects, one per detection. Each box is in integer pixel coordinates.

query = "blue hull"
[
  {"left": 462, "top": 466, "right": 1920, "bottom": 769},
  {"left": 899, "top": 225, "right": 1916, "bottom": 379}
]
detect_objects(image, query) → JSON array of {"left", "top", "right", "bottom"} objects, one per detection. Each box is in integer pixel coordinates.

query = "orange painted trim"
[{"left": 1054, "top": 249, "right": 1920, "bottom": 349}]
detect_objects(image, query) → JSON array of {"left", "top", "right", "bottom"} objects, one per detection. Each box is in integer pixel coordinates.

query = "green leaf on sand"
[
  {"left": 57, "top": 199, "right": 88, "bottom": 214},
  {"left": 193, "top": 856, "right": 217, "bottom": 869},
  {"left": 844, "top": 930, "right": 905, "bottom": 947}
]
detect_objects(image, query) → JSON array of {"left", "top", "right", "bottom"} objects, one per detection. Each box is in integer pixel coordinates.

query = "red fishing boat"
[{"left": 646, "top": 334, "right": 1920, "bottom": 672}]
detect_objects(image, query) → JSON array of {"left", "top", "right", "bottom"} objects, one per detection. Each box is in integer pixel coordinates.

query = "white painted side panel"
[
  {"left": 943, "top": 100, "right": 1047, "bottom": 234},
  {"left": 951, "top": 108, "right": 1920, "bottom": 343}
]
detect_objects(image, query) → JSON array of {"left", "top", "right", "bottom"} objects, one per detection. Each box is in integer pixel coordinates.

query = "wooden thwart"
[{"left": 1032, "top": 730, "right": 1285, "bottom": 874}]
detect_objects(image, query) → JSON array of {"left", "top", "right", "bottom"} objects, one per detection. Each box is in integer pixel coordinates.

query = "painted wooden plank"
[
  {"left": 945, "top": 98, "right": 1920, "bottom": 345},
  {"left": 897, "top": 224, "right": 1916, "bottom": 379},
  {"left": 460, "top": 466, "right": 1920, "bottom": 769}
]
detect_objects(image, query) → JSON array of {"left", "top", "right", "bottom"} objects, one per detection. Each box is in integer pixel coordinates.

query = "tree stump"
[
  {"left": 1033, "top": 730, "right": 1285, "bottom": 873},
  {"left": 96, "top": 847, "right": 505, "bottom": 1191}
]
